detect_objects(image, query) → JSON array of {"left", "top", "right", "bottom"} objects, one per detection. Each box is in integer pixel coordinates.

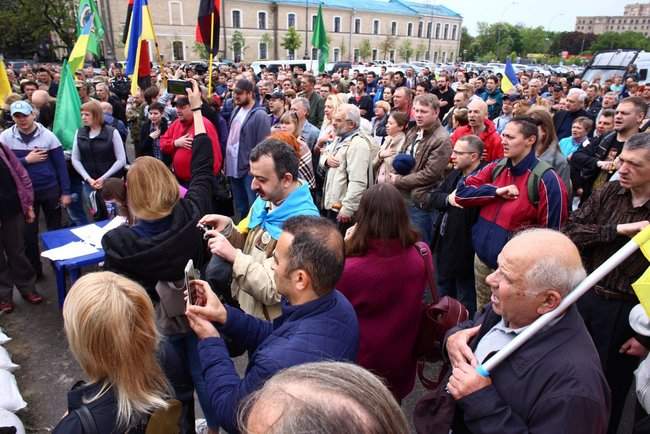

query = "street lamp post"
[{"left": 304, "top": 0, "right": 309, "bottom": 59}]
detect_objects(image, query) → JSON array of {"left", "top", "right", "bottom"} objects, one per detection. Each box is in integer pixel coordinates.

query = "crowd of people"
[{"left": 1, "top": 58, "right": 650, "bottom": 433}]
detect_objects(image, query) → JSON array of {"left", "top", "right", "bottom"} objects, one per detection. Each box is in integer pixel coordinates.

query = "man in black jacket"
[
  {"left": 430, "top": 134, "right": 484, "bottom": 316},
  {"left": 553, "top": 88, "right": 591, "bottom": 140}
]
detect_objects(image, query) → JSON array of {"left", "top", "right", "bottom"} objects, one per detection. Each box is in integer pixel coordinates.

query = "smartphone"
[
  {"left": 168, "top": 79, "right": 192, "bottom": 95},
  {"left": 184, "top": 259, "right": 200, "bottom": 305}
]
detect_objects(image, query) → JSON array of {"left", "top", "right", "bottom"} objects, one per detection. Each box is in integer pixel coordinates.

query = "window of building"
[
  {"left": 389, "top": 49, "right": 395, "bottom": 63},
  {"left": 355, "top": 18, "right": 361, "bottom": 34},
  {"left": 312, "top": 47, "right": 318, "bottom": 58},
  {"left": 334, "top": 16, "right": 341, "bottom": 33},
  {"left": 425, "top": 50, "right": 430, "bottom": 61},
  {"left": 258, "top": 11, "right": 267, "bottom": 29},
  {"left": 288, "top": 13, "right": 296, "bottom": 28},
  {"left": 452, "top": 24, "right": 457, "bottom": 40},
  {"left": 234, "top": 43, "right": 243, "bottom": 61},
  {"left": 373, "top": 19, "right": 380, "bottom": 35},
  {"left": 433, "top": 51, "right": 438, "bottom": 62},
  {"left": 372, "top": 48, "right": 378, "bottom": 61},
  {"left": 407, "top": 22, "right": 413, "bottom": 36},
  {"left": 444, "top": 24, "right": 449, "bottom": 39},
  {"left": 391, "top": 21, "right": 397, "bottom": 35},
  {"left": 172, "top": 41, "right": 184, "bottom": 60},
  {"left": 418, "top": 21, "right": 423, "bottom": 38},
  {"left": 312, "top": 14, "right": 317, "bottom": 30},
  {"left": 354, "top": 48, "right": 360, "bottom": 63},
  {"left": 333, "top": 47, "right": 340, "bottom": 62},
  {"left": 442, "top": 51, "right": 447, "bottom": 62},
  {"left": 259, "top": 42, "right": 268, "bottom": 60},
  {"left": 448, "top": 51, "right": 454, "bottom": 62},
  {"left": 232, "top": 10, "right": 241, "bottom": 28},
  {"left": 435, "top": 23, "right": 441, "bottom": 39},
  {"left": 168, "top": 1, "right": 183, "bottom": 25},
  {"left": 427, "top": 22, "right": 432, "bottom": 38}
]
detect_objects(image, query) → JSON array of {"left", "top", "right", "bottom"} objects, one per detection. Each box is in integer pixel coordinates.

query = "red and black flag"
[
  {"left": 195, "top": 0, "right": 221, "bottom": 56},
  {"left": 122, "top": 0, "right": 134, "bottom": 44}
]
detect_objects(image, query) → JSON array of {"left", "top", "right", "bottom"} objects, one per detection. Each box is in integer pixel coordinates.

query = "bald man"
[
  {"left": 443, "top": 229, "right": 610, "bottom": 434},
  {"left": 30, "top": 90, "right": 55, "bottom": 129},
  {"left": 451, "top": 99, "right": 503, "bottom": 162},
  {"left": 100, "top": 101, "right": 129, "bottom": 144}
]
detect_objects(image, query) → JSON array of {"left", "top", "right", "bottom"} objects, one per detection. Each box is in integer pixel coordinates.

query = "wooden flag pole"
[{"left": 208, "top": 10, "right": 216, "bottom": 96}]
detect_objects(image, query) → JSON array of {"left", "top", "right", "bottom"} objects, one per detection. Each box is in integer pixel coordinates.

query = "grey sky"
[{"left": 426, "top": 0, "right": 642, "bottom": 35}]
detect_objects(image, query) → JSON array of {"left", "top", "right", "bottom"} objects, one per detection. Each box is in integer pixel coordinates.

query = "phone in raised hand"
[{"left": 184, "top": 259, "right": 200, "bottom": 305}]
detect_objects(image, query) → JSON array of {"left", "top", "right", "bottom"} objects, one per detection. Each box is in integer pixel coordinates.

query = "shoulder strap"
[
  {"left": 528, "top": 159, "right": 553, "bottom": 206},
  {"left": 490, "top": 158, "right": 508, "bottom": 182},
  {"left": 73, "top": 405, "right": 100, "bottom": 434},
  {"left": 415, "top": 241, "right": 438, "bottom": 302}
]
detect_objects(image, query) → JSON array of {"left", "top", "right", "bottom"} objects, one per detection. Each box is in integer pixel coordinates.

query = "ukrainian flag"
[
  {"left": 68, "top": 15, "right": 93, "bottom": 72},
  {"left": 124, "top": 0, "right": 157, "bottom": 95},
  {"left": 632, "top": 226, "right": 650, "bottom": 315},
  {"left": 501, "top": 58, "right": 520, "bottom": 94},
  {"left": 0, "top": 58, "right": 11, "bottom": 105}
]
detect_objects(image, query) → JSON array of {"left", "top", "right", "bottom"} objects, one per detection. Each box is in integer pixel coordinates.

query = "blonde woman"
[
  {"left": 54, "top": 272, "right": 176, "bottom": 433},
  {"left": 373, "top": 111, "right": 408, "bottom": 183},
  {"left": 316, "top": 93, "right": 347, "bottom": 152}
]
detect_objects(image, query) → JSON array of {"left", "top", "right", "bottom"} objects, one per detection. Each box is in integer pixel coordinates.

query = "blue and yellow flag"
[
  {"left": 68, "top": 16, "right": 93, "bottom": 72},
  {"left": 632, "top": 226, "right": 650, "bottom": 316},
  {"left": 0, "top": 58, "right": 11, "bottom": 106},
  {"left": 501, "top": 58, "right": 520, "bottom": 94},
  {"left": 124, "top": 0, "right": 157, "bottom": 95}
]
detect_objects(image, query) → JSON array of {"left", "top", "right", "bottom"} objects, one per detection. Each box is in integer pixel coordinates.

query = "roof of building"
[{"left": 248, "top": 0, "right": 462, "bottom": 18}]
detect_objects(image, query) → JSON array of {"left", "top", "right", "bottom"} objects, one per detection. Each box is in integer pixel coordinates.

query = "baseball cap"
[
  {"left": 268, "top": 91, "right": 285, "bottom": 99},
  {"left": 10, "top": 100, "right": 33, "bottom": 116},
  {"left": 234, "top": 79, "right": 254, "bottom": 93}
]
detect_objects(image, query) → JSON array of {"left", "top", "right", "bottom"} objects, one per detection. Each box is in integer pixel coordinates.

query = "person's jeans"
[
  {"left": 159, "top": 332, "right": 218, "bottom": 430},
  {"left": 24, "top": 192, "right": 63, "bottom": 275},
  {"left": 436, "top": 268, "right": 477, "bottom": 317},
  {"left": 228, "top": 175, "right": 256, "bottom": 221},
  {"left": 0, "top": 212, "right": 37, "bottom": 302},
  {"left": 407, "top": 204, "right": 434, "bottom": 245},
  {"left": 66, "top": 177, "right": 89, "bottom": 227}
]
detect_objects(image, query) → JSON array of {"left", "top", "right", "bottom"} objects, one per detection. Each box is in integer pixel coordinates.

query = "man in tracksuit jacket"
[{"left": 455, "top": 117, "right": 568, "bottom": 311}]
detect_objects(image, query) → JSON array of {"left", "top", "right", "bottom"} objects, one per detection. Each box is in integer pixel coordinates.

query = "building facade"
[
  {"left": 576, "top": 1, "right": 650, "bottom": 36},
  {"left": 98, "top": 0, "right": 462, "bottom": 64}
]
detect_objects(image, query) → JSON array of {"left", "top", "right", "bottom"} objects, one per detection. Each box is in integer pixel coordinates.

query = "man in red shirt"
[
  {"left": 160, "top": 96, "right": 222, "bottom": 185},
  {"left": 451, "top": 99, "right": 503, "bottom": 162}
]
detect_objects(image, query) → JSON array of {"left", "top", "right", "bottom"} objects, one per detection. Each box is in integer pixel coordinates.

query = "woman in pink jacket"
[{"left": 337, "top": 183, "right": 428, "bottom": 402}]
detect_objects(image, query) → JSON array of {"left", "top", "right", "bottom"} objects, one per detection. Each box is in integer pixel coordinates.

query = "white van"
[
  {"left": 251, "top": 59, "right": 320, "bottom": 76},
  {"left": 582, "top": 50, "right": 650, "bottom": 85}
]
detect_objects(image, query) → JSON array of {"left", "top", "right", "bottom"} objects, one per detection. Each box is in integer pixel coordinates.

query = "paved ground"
[{"left": 0, "top": 252, "right": 428, "bottom": 433}]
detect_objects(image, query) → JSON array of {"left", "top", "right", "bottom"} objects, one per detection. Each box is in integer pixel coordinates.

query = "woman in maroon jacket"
[{"left": 337, "top": 183, "right": 427, "bottom": 402}]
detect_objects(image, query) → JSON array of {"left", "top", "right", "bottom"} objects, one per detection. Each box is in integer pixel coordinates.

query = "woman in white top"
[{"left": 71, "top": 100, "right": 127, "bottom": 220}]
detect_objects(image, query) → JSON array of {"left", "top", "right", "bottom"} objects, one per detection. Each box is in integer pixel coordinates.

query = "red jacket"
[
  {"left": 160, "top": 116, "right": 222, "bottom": 182},
  {"left": 337, "top": 239, "right": 427, "bottom": 401},
  {"left": 451, "top": 119, "right": 503, "bottom": 162}
]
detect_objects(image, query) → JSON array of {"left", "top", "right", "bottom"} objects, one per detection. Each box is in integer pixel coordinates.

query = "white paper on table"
[
  {"left": 41, "top": 241, "right": 99, "bottom": 261},
  {"left": 70, "top": 217, "right": 127, "bottom": 247}
]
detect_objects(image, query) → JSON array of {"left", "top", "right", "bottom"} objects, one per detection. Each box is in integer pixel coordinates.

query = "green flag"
[
  {"left": 53, "top": 61, "right": 82, "bottom": 151},
  {"left": 311, "top": 4, "right": 328, "bottom": 73},
  {"left": 76, "top": 0, "right": 105, "bottom": 58}
]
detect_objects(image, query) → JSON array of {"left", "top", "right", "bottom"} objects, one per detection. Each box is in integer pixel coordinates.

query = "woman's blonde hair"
[
  {"left": 63, "top": 272, "right": 170, "bottom": 429},
  {"left": 81, "top": 100, "right": 105, "bottom": 127},
  {"left": 127, "top": 156, "right": 180, "bottom": 220},
  {"left": 322, "top": 94, "right": 348, "bottom": 129}
]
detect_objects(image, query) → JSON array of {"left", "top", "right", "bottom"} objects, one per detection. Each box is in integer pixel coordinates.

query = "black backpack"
[{"left": 491, "top": 158, "right": 553, "bottom": 206}]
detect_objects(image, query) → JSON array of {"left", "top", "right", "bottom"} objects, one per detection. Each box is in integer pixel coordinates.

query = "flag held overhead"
[
  {"left": 311, "top": 4, "right": 329, "bottom": 74},
  {"left": 196, "top": 0, "right": 221, "bottom": 56},
  {"left": 501, "top": 58, "right": 520, "bottom": 94},
  {"left": 124, "top": 0, "right": 157, "bottom": 95}
]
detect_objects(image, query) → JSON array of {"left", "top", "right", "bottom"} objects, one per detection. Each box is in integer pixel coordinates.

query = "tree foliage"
[
  {"left": 359, "top": 39, "right": 372, "bottom": 61},
  {"left": 591, "top": 31, "right": 650, "bottom": 51},
  {"left": 398, "top": 39, "right": 414, "bottom": 62},
  {"left": 0, "top": 0, "right": 76, "bottom": 60},
  {"left": 379, "top": 35, "right": 396, "bottom": 60},
  {"left": 281, "top": 27, "right": 302, "bottom": 59},
  {"left": 230, "top": 31, "right": 247, "bottom": 61},
  {"left": 549, "top": 32, "right": 597, "bottom": 55}
]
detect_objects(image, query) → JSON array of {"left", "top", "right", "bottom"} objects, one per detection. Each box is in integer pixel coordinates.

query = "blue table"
[{"left": 40, "top": 220, "right": 109, "bottom": 308}]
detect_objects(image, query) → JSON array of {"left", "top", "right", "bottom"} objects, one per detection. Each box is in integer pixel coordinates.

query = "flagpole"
[
  {"left": 144, "top": 4, "right": 166, "bottom": 89},
  {"left": 208, "top": 10, "right": 215, "bottom": 97},
  {"left": 477, "top": 230, "right": 650, "bottom": 377}
]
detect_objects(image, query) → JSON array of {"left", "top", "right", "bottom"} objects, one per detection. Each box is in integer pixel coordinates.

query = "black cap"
[
  {"left": 235, "top": 79, "right": 254, "bottom": 93},
  {"left": 269, "top": 90, "right": 285, "bottom": 99}
]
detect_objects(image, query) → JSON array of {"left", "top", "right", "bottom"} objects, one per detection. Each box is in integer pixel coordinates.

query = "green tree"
[
  {"left": 281, "top": 27, "right": 302, "bottom": 59},
  {"left": 591, "top": 31, "right": 650, "bottom": 51},
  {"left": 0, "top": 0, "right": 76, "bottom": 60},
  {"left": 379, "top": 35, "right": 396, "bottom": 60},
  {"left": 415, "top": 42, "right": 427, "bottom": 61},
  {"left": 459, "top": 26, "right": 475, "bottom": 60},
  {"left": 398, "top": 39, "right": 414, "bottom": 62},
  {"left": 193, "top": 42, "right": 209, "bottom": 59},
  {"left": 230, "top": 31, "right": 248, "bottom": 61},
  {"left": 339, "top": 37, "right": 347, "bottom": 59},
  {"left": 549, "top": 31, "right": 597, "bottom": 55},
  {"left": 359, "top": 39, "right": 372, "bottom": 61},
  {"left": 519, "top": 26, "right": 551, "bottom": 56}
]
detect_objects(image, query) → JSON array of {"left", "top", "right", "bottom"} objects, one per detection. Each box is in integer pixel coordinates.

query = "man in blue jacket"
[
  {"left": 443, "top": 229, "right": 610, "bottom": 434},
  {"left": 186, "top": 216, "right": 359, "bottom": 433}
]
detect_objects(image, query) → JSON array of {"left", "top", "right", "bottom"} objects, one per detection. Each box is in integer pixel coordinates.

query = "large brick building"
[
  {"left": 576, "top": 2, "right": 650, "bottom": 36},
  {"left": 97, "top": 0, "right": 462, "bottom": 63}
]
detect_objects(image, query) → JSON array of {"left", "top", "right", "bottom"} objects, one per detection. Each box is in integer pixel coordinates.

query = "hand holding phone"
[
  {"left": 184, "top": 259, "right": 200, "bottom": 305},
  {"left": 168, "top": 79, "right": 193, "bottom": 95}
]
